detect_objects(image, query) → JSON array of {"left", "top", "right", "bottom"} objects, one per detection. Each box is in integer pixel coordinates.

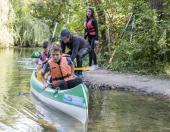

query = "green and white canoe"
[{"left": 30, "top": 71, "right": 89, "bottom": 124}]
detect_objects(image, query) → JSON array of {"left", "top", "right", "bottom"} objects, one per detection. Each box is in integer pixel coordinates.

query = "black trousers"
[
  {"left": 76, "top": 48, "right": 90, "bottom": 75},
  {"left": 88, "top": 36, "right": 97, "bottom": 66},
  {"left": 52, "top": 77, "right": 82, "bottom": 90},
  {"left": 68, "top": 48, "right": 90, "bottom": 75}
]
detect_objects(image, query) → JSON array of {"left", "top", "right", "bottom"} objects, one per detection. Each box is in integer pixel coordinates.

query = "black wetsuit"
[{"left": 61, "top": 36, "right": 91, "bottom": 75}]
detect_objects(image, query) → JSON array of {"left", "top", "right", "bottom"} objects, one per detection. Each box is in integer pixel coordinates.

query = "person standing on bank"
[
  {"left": 84, "top": 7, "right": 99, "bottom": 69},
  {"left": 60, "top": 29, "right": 91, "bottom": 77}
]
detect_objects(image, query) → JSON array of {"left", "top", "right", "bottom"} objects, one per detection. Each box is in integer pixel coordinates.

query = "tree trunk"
[{"left": 148, "top": 0, "right": 164, "bottom": 20}]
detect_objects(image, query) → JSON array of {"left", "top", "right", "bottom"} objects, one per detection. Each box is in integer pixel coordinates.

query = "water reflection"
[
  {"left": 31, "top": 94, "right": 87, "bottom": 132},
  {"left": 0, "top": 48, "right": 87, "bottom": 131},
  {"left": 88, "top": 90, "right": 170, "bottom": 132},
  {"left": 1, "top": 48, "right": 170, "bottom": 132}
]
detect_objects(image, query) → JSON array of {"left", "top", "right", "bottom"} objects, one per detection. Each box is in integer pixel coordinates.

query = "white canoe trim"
[
  {"left": 31, "top": 86, "right": 88, "bottom": 124},
  {"left": 44, "top": 87, "right": 66, "bottom": 93}
]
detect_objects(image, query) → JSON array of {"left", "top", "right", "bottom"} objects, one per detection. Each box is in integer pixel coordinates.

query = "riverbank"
[{"left": 83, "top": 69, "right": 170, "bottom": 98}]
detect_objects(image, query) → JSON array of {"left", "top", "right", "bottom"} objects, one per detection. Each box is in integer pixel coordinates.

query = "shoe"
[{"left": 90, "top": 65, "right": 99, "bottom": 70}]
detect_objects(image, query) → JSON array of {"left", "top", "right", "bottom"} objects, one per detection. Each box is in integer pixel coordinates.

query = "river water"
[{"left": 0, "top": 48, "right": 170, "bottom": 132}]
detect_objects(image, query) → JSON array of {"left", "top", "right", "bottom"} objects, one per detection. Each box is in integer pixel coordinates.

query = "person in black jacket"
[
  {"left": 84, "top": 7, "right": 99, "bottom": 69},
  {"left": 60, "top": 29, "right": 91, "bottom": 76}
]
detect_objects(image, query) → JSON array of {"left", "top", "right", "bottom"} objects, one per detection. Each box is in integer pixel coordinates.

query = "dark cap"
[
  {"left": 60, "top": 29, "right": 70, "bottom": 41},
  {"left": 42, "top": 41, "right": 49, "bottom": 48}
]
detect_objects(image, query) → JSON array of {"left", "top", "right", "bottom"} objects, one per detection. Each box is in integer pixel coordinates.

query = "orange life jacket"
[
  {"left": 48, "top": 56, "right": 74, "bottom": 85},
  {"left": 84, "top": 19, "right": 96, "bottom": 36}
]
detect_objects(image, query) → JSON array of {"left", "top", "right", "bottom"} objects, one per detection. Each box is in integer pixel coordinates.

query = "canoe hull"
[{"left": 30, "top": 71, "right": 89, "bottom": 124}]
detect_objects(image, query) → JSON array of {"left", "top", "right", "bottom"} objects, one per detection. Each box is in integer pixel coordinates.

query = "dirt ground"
[{"left": 83, "top": 69, "right": 170, "bottom": 98}]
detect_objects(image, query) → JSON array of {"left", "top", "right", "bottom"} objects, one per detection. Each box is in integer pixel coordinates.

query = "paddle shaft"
[
  {"left": 51, "top": 20, "right": 59, "bottom": 42},
  {"left": 29, "top": 67, "right": 93, "bottom": 71},
  {"left": 52, "top": 23, "right": 57, "bottom": 39}
]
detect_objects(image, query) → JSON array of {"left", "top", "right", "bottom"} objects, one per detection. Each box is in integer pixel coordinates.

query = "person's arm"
[
  {"left": 61, "top": 41, "right": 66, "bottom": 53},
  {"left": 84, "top": 19, "right": 88, "bottom": 39},
  {"left": 71, "top": 39, "right": 79, "bottom": 61},
  {"left": 41, "top": 63, "right": 50, "bottom": 87},
  {"left": 66, "top": 57, "right": 74, "bottom": 74},
  {"left": 39, "top": 53, "right": 43, "bottom": 61},
  {"left": 84, "top": 29, "right": 88, "bottom": 39},
  {"left": 92, "top": 19, "right": 99, "bottom": 40}
]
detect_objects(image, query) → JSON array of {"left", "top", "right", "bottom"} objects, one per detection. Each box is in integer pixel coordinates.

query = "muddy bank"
[{"left": 83, "top": 69, "right": 170, "bottom": 98}]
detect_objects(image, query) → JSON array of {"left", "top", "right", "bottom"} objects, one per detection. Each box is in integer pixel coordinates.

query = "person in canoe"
[
  {"left": 60, "top": 29, "right": 91, "bottom": 77},
  {"left": 41, "top": 44, "right": 82, "bottom": 90},
  {"left": 38, "top": 41, "right": 49, "bottom": 68},
  {"left": 36, "top": 41, "right": 49, "bottom": 80},
  {"left": 84, "top": 7, "right": 99, "bottom": 70}
]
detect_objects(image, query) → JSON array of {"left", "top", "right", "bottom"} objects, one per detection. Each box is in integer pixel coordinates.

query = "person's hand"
[
  {"left": 43, "top": 82, "right": 48, "bottom": 88},
  {"left": 63, "top": 54, "right": 70, "bottom": 57}
]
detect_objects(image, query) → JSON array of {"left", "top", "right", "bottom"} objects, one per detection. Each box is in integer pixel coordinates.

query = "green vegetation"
[
  {"left": 0, "top": 0, "right": 170, "bottom": 74},
  {"left": 0, "top": 0, "right": 13, "bottom": 47},
  {"left": 108, "top": 1, "right": 170, "bottom": 73}
]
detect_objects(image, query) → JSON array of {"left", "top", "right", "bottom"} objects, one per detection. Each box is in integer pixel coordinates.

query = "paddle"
[
  {"left": 50, "top": 18, "right": 59, "bottom": 43},
  {"left": 27, "top": 67, "right": 95, "bottom": 71}
]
